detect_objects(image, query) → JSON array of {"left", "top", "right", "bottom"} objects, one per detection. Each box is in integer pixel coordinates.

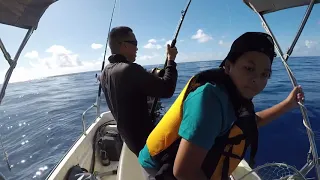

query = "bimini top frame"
[
  {"left": 0, "top": 0, "right": 58, "bottom": 173},
  {"left": 243, "top": 0, "right": 320, "bottom": 179},
  {"left": 0, "top": 0, "right": 58, "bottom": 105},
  {"left": 244, "top": 0, "right": 320, "bottom": 15}
]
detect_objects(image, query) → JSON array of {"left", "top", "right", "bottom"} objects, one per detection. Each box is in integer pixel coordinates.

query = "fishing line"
[
  {"left": 102, "top": 0, "right": 117, "bottom": 70},
  {"left": 95, "top": 0, "right": 118, "bottom": 116},
  {"left": 116, "top": 0, "right": 121, "bottom": 27}
]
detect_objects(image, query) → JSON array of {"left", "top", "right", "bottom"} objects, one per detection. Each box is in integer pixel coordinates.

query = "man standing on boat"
[{"left": 100, "top": 26, "right": 179, "bottom": 156}]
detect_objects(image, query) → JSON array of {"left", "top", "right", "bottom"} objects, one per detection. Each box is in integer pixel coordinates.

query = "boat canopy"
[
  {"left": 0, "top": 0, "right": 59, "bottom": 106},
  {"left": 243, "top": 0, "right": 320, "bottom": 14},
  {"left": 0, "top": 0, "right": 58, "bottom": 29}
]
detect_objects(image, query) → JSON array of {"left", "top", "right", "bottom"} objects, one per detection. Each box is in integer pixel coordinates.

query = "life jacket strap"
[
  {"left": 222, "top": 151, "right": 242, "bottom": 160},
  {"left": 222, "top": 146, "right": 233, "bottom": 180},
  {"left": 249, "top": 138, "right": 258, "bottom": 168},
  {"left": 225, "top": 134, "right": 246, "bottom": 145}
]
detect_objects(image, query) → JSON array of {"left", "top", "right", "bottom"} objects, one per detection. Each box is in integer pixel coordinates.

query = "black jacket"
[{"left": 100, "top": 54, "right": 178, "bottom": 156}]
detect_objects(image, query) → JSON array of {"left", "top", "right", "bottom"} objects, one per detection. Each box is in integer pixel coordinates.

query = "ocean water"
[{"left": 0, "top": 57, "right": 320, "bottom": 179}]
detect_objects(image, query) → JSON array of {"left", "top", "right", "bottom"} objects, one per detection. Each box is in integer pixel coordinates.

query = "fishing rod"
[
  {"left": 149, "top": 0, "right": 192, "bottom": 120},
  {"left": 96, "top": 0, "right": 117, "bottom": 117}
]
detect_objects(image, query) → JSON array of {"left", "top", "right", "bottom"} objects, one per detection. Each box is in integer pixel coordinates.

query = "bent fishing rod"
[
  {"left": 96, "top": 0, "right": 117, "bottom": 116},
  {"left": 150, "top": 0, "right": 192, "bottom": 120}
]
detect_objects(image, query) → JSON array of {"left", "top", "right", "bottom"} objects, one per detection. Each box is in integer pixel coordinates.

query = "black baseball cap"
[{"left": 220, "top": 32, "right": 276, "bottom": 67}]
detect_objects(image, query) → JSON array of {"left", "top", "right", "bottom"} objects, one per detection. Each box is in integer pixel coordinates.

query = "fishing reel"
[{"left": 150, "top": 67, "right": 165, "bottom": 78}]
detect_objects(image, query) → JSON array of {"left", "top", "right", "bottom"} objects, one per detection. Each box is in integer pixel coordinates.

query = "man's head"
[
  {"left": 109, "top": 26, "right": 138, "bottom": 62},
  {"left": 220, "top": 32, "right": 276, "bottom": 99}
]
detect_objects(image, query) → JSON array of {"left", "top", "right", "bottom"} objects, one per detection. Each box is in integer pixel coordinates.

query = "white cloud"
[
  {"left": 292, "top": 39, "right": 319, "bottom": 56},
  {"left": 218, "top": 40, "right": 231, "bottom": 48},
  {"left": 144, "top": 43, "right": 162, "bottom": 49},
  {"left": 162, "top": 40, "right": 184, "bottom": 47},
  {"left": 0, "top": 61, "right": 101, "bottom": 84},
  {"left": 144, "top": 39, "right": 162, "bottom": 49},
  {"left": 191, "top": 29, "right": 213, "bottom": 43},
  {"left": 1, "top": 45, "right": 103, "bottom": 83},
  {"left": 305, "top": 40, "right": 318, "bottom": 49},
  {"left": 91, "top": 43, "right": 103, "bottom": 49},
  {"left": 46, "top": 45, "right": 72, "bottom": 54},
  {"left": 138, "top": 54, "right": 160, "bottom": 61},
  {"left": 135, "top": 52, "right": 165, "bottom": 65},
  {"left": 148, "top": 39, "right": 157, "bottom": 44},
  {"left": 24, "top": 51, "right": 39, "bottom": 59},
  {"left": 36, "top": 45, "right": 82, "bottom": 69}
]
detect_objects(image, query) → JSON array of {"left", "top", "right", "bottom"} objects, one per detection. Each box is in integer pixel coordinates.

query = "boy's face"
[{"left": 224, "top": 51, "right": 272, "bottom": 99}]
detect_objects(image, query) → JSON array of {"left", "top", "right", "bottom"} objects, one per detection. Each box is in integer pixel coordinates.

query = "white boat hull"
[
  {"left": 46, "top": 112, "right": 118, "bottom": 180},
  {"left": 46, "top": 111, "right": 260, "bottom": 180},
  {"left": 116, "top": 143, "right": 145, "bottom": 180}
]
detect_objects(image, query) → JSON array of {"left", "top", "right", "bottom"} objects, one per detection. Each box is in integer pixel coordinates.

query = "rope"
[{"left": 298, "top": 102, "right": 314, "bottom": 133}]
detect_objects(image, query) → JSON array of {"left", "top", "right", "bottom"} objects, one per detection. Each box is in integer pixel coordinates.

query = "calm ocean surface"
[{"left": 0, "top": 57, "right": 320, "bottom": 179}]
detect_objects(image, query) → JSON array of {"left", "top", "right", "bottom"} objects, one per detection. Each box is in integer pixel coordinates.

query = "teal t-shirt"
[{"left": 138, "top": 83, "right": 237, "bottom": 168}]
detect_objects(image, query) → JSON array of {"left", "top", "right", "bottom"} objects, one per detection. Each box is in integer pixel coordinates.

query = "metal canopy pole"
[
  {"left": 248, "top": 1, "right": 320, "bottom": 179},
  {"left": 0, "top": 28, "right": 35, "bottom": 105},
  {"left": 0, "top": 39, "right": 12, "bottom": 65},
  {"left": 0, "top": 27, "right": 35, "bottom": 171},
  {"left": 259, "top": 14, "right": 297, "bottom": 86},
  {"left": 286, "top": 0, "right": 316, "bottom": 60}
]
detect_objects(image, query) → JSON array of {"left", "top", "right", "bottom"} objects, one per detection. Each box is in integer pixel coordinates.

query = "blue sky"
[{"left": 1, "top": 0, "right": 320, "bottom": 82}]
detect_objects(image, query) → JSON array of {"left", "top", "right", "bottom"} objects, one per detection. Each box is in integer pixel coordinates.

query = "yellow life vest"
[{"left": 146, "top": 68, "right": 258, "bottom": 180}]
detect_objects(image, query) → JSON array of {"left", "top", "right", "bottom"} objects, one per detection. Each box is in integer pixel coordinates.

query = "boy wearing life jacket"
[{"left": 138, "top": 32, "right": 304, "bottom": 180}]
